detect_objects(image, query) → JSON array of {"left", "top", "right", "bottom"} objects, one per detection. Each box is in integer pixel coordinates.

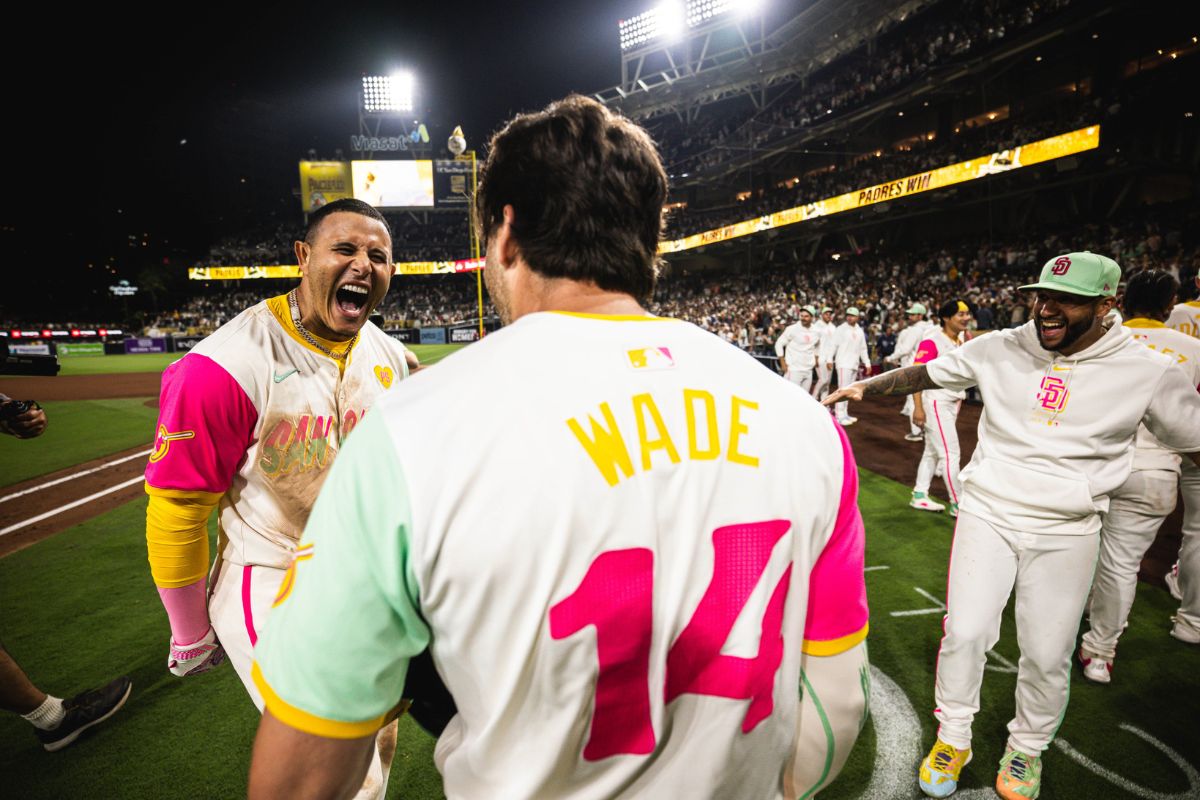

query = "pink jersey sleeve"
[
  {"left": 912, "top": 337, "right": 940, "bottom": 365},
  {"left": 802, "top": 422, "right": 868, "bottom": 656},
  {"left": 145, "top": 353, "right": 258, "bottom": 496}
]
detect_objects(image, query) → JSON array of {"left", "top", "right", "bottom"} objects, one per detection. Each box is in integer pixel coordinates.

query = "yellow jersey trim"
[
  {"left": 252, "top": 662, "right": 385, "bottom": 739},
  {"left": 548, "top": 311, "right": 677, "bottom": 322},
  {"left": 801, "top": 622, "right": 869, "bottom": 657},
  {"left": 265, "top": 294, "right": 357, "bottom": 368},
  {"left": 143, "top": 483, "right": 223, "bottom": 504},
  {"left": 1186, "top": 301, "right": 1200, "bottom": 308},
  {"left": 1123, "top": 318, "right": 1166, "bottom": 329}
]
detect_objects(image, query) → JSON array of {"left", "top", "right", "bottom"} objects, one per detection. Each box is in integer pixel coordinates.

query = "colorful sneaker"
[
  {"left": 910, "top": 492, "right": 946, "bottom": 513},
  {"left": 949, "top": 503, "right": 959, "bottom": 518},
  {"left": 1077, "top": 648, "right": 1111, "bottom": 684},
  {"left": 919, "top": 739, "right": 971, "bottom": 797},
  {"left": 996, "top": 748, "right": 1042, "bottom": 799},
  {"left": 35, "top": 677, "right": 132, "bottom": 752},
  {"left": 1165, "top": 562, "right": 1182, "bottom": 601}
]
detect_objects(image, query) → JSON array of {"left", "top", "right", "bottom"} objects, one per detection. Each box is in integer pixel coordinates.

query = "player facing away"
[
  {"left": 249, "top": 95, "right": 870, "bottom": 800},
  {"left": 142, "top": 198, "right": 412, "bottom": 800},
  {"left": 824, "top": 251, "right": 1200, "bottom": 800},
  {"left": 827, "top": 307, "right": 872, "bottom": 426},
  {"left": 1079, "top": 270, "right": 1200, "bottom": 681},
  {"left": 908, "top": 300, "right": 973, "bottom": 515},
  {"left": 774, "top": 304, "right": 820, "bottom": 392},
  {"left": 1165, "top": 270, "right": 1200, "bottom": 643},
  {"left": 886, "top": 303, "right": 935, "bottom": 441}
]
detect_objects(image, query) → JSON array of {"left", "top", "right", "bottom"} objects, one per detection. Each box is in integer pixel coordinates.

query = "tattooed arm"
[{"left": 821, "top": 365, "right": 940, "bottom": 406}]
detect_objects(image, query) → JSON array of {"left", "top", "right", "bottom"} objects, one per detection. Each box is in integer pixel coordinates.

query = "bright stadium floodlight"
[
  {"left": 687, "top": 0, "right": 763, "bottom": 25},
  {"left": 618, "top": 2, "right": 686, "bottom": 50},
  {"left": 361, "top": 73, "right": 414, "bottom": 113}
]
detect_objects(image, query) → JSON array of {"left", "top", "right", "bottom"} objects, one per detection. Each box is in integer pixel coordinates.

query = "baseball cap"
[
  {"left": 845, "top": 306, "right": 861, "bottom": 316},
  {"left": 801, "top": 305, "right": 817, "bottom": 315},
  {"left": 906, "top": 302, "right": 927, "bottom": 315},
  {"left": 821, "top": 306, "right": 832, "bottom": 313},
  {"left": 1019, "top": 251, "right": 1121, "bottom": 297}
]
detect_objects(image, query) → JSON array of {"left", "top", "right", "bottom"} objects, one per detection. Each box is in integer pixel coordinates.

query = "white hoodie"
[{"left": 925, "top": 320, "right": 1200, "bottom": 534}]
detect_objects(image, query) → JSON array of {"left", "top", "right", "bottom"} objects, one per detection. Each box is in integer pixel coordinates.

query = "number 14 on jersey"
[{"left": 549, "top": 520, "right": 793, "bottom": 761}]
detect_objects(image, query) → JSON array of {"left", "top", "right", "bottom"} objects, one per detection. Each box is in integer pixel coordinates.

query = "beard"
[
  {"left": 483, "top": 251, "right": 512, "bottom": 326},
  {"left": 1035, "top": 314, "right": 1094, "bottom": 351}
]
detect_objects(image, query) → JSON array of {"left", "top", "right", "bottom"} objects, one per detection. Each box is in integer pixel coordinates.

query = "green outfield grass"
[
  {"left": 0, "top": 399, "right": 157, "bottom": 488},
  {"left": 407, "top": 343, "right": 464, "bottom": 366},
  {"left": 57, "top": 353, "right": 178, "bottom": 375},
  {"left": 1, "top": 468, "right": 1195, "bottom": 799}
]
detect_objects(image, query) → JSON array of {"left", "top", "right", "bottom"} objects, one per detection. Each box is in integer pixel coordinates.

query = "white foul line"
[
  {"left": 864, "top": 565, "right": 891, "bottom": 572},
  {"left": 0, "top": 476, "right": 145, "bottom": 537},
  {"left": 0, "top": 448, "right": 152, "bottom": 504}
]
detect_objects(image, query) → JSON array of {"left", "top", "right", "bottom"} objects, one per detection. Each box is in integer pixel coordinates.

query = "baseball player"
[
  {"left": 248, "top": 95, "right": 869, "bottom": 800},
  {"left": 1165, "top": 271, "right": 1200, "bottom": 643},
  {"left": 825, "top": 252, "right": 1200, "bottom": 800},
  {"left": 908, "top": 300, "right": 974, "bottom": 515},
  {"left": 1078, "top": 270, "right": 1200, "bottom": 682},
  {"left": 774, "top": 305, "right": 820, "bottom": 391},
  {"left": 143, "top": 198, "right": 411, "bottom": 800},
  {"left": 828, "top": 307, "right": 871, "bottom": 426},
  {"left": 810, "top": 306, "right": 836, "bottom": 400},
  {"left": 887, "top": 303, "right": 935, "bottom": 441}
]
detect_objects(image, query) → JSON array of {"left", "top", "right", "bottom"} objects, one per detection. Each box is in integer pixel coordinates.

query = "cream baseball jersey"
[
  {"left": 1169, "top": 300, "right": 1200, "bottom": 338},
  {"left": 1125, "top": 319, "right": 1200, "bottom": 472},
  {"left": 144, "top": 294, "right": 410, "bottom": 569},
  {"left": 925, "top": 321, "right": 1200, "bottom": 535},
  {"left": 254, "top": 312, "right": 868, "bottom": 800},
  {"left": 912, "top": 329, "right": 966, "bottom": 401}
]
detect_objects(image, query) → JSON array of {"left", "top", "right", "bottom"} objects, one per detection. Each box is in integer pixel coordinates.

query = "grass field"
[{"left": 1, "top": 467, "right": 1196, "bottom": 798}]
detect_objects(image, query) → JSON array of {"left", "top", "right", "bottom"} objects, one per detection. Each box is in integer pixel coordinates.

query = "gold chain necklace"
[{"left": 287, "top": 290, "right": 357, "bottom": 360}]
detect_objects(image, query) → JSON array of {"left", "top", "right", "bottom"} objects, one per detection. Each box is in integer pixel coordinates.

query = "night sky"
[{"left": 4, "top": 0, "right": 660, "bottom": 314}]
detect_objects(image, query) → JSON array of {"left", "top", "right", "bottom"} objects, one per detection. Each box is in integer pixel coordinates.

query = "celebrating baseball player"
[
  {"left": 886, "top": 303, "right": 935, "bottom": 441},
  {"left": 908, "top": 300, "right": 974, "bottom": 515},
  {"left": 142, "top": 198, "right": 412, "bottom": 799},
  {"left": 827, "top": 307, "right": 871, "bottom": 426},
  {"left": 825, "top": 251, "right": 1200, "bottom": 800},
  {"left": 810, "top": 306, "right": 836, "bottom": 400},
  {"left": 1078, "top": 270, "right": 1200, "bottom": 681},
  {"left": 774, "top": 305, "right": 820, "bottom": 392},
  {"left": 248, "top": 95, "right": 870, "bottom": 800}
]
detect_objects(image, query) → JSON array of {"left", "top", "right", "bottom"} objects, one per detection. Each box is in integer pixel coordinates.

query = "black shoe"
[{"left": 35, "top": 676, "right": 132, "bottom": 752}]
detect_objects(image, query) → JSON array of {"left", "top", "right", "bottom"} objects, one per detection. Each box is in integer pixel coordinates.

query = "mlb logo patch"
[{"left": 627, "top": 347, "right": 675, "bottom": 370}]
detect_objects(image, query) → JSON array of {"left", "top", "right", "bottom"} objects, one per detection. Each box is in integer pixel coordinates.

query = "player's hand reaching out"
[
  {"left": 168, "top": 626, "right": 226, "bottom": 677},
  {"left": 822, "top": 382, "right": 867, "bottom": 407}
]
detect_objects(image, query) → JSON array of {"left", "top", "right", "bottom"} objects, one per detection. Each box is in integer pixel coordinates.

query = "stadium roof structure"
[{"left": 594, "top": 0, "right": 937, "bottom": 123}]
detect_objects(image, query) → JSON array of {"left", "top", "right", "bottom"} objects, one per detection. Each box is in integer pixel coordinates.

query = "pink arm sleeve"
[
  {"left": 802, "top": 423, "right": 869, "bottom": 655},
  {"left": 145, "top": 353, "right": 258, "bottom": 494},
  {"left": 912, "top": 338, "right": 939, "bottom": 365}
]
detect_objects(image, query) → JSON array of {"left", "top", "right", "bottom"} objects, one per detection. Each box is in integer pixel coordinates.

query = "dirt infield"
[
  {"left": 0, "top": 371, "right": 161, "bottom": 401},
  {"left": 845, "top": 395, "right": 1182, "bottom": 583}
]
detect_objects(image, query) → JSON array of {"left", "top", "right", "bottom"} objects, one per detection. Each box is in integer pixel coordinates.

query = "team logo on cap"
[
  {"left": 374, "top": 365, "right": 395, "bottom": 389},
  {"left": 627, "top": 347, "right": 675, "bottom": 370},
  {"left": 149, "top": 424, "right": 195, "bottom": 463},
  {"left": 1051, "top": 256, "right": 1072, "bottom": 276}
]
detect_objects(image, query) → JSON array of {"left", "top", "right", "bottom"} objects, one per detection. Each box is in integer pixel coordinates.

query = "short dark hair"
[
  {"left": 473, "top": 95, "right": 668, "bottom": 300},
  {"left": 305, "top": 198, "right": 391, "bottom": 245},
  {"left": 1123, "top": 269, "right": 1178, "bottom": 318},
  {"left": 938, "top": 299, "right": 972, "bottom": 320}
]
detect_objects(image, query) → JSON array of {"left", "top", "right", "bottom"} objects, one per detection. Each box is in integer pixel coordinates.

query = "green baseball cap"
[
  {"left": 821, "top": 306, "right": 833, "bottom": 313},
  {"left": 845, "top": 306, "right": 861, "bottom": 316},
  {"left": 906, "top": 303, "right": 927, "bottom": 315},
  {"left": 1019, "top": 251, "right": 1121, "bottom": 297},
  {"left": 801, "top": 305, "right": 817, "bottom": 315}
]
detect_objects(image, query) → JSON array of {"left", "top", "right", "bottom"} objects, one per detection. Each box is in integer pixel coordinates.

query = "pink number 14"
[{"left": 549, "top": 520, "right": 792, "bottom": 761}]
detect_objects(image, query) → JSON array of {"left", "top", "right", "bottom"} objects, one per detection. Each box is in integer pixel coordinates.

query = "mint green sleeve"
[{"left": 253, "top": 410, "right": 430, "bottom": 738}]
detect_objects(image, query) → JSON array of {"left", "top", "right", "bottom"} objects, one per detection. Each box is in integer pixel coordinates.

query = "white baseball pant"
[
  {"left": 933, "top": 511, "right": 1098, "bottom": 755},
  {"left": 786, "top": 367, "right": 814, "bottom": 393},
  {"left": 812, "top": 365, "right": 833, "bottom": 401},
  {"left": 914, "top": 398, "right": 962, "bottom": 504},
  {"left": 834, "top": 367, "right": 859, "bottom": 419},
  {"left": 209, "top": 561, "right": 397, "bottom": 800},
  {"left": 901, "top": 395, "right": 922, "bottom": 437},
  {"left": 1176, "top": 460, "right": 1200, "bottom": 637},
  {"left": 1082, "top": 469, "right": 1178, "bottom": 659}
]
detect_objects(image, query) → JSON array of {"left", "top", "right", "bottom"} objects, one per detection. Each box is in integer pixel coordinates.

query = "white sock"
[{"left": 22, "top": 695, "right": 65, "bottom": 731}]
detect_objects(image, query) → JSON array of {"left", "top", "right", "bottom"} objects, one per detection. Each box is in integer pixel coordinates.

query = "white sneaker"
[
  {"left": 910, "top": 492, "right": 945, "bottom": 512},
  {"left": 1165, "top": 562, "right": 1182, "bottom": 601},
  {"left": 837, "top": 416, "right": 857, "bottom": 426},
  {"left": 1170, "top": 616, "right": 1200, "bottom": 644},
  {"left": 904, "top": 433, "right": 924, "bottom": 442},
  {"left": 1078, "top": 649, "right": 1111, "bottom": 684}
]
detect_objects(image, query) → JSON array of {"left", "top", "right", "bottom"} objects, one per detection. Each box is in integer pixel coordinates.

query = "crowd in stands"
[{"left": 648, "top": 0, "right": 1076, "bottom": 178}]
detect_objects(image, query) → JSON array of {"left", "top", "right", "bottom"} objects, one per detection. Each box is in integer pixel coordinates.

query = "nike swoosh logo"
[{"left": 273, "top": 368, "right": 299, "bottom": 383}]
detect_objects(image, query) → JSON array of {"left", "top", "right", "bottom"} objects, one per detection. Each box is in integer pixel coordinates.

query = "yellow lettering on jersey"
[
  {"left": 728, "top": 395, "right": 760, "bottom": 467},
  {"left": 632, "top": 393, "right": 681, "bottom": 470},
  {"left": 684, "top": 389, "right": 720, "bottom": 460},
  {"left": 567, "top": 402, "right": 635, "bottom": 487}
]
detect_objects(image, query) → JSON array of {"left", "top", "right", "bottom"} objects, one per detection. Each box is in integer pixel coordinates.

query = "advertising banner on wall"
[
  {"left": 125, "top": 337, "right": 167, "bottom": 354},
  {"left": 419, "top": 327, "right": 447, "bottom": 344},
  {"left": 57, "top": 342, "right": 105, "bottom": 357},
  {"left": 299, "top": 162, "right": 353, "bottom": 213}
]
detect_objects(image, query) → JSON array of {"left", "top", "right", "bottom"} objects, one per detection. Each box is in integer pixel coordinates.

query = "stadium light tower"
[
  {"left": 356, "top": 71, "right": 428, "bottom": 159},
  {"left": 361, "top": 73, "right": 414, "bottom": 113}
]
